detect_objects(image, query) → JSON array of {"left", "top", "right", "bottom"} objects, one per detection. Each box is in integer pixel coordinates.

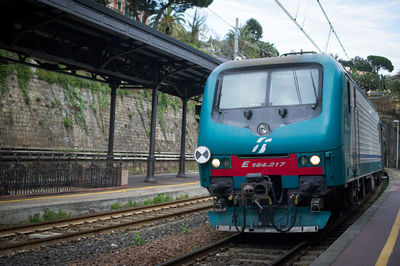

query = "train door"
[{"left": 350, "top": 82, "right": 360, "bottom": 175}]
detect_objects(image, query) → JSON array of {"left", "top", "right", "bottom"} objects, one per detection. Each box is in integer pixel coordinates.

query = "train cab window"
[
  {"left": 213, "top": 64, "right": 322, "bottom": 134},
  {"left": 217, "top": 65, "right": 321, "bottom": 110},
  {"left": 269, "top": 68, "right": 319, "bottom": 106},
  {"left": 219, "top": 71, "right": 267, "bottom": 109}
]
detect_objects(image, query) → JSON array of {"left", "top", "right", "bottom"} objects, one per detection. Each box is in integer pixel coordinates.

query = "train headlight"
[
  {"left": 211, "top": 158, "right": 221, "bottom": 168},
  {"left": 257, "top": 123, "right": 270, "bottom": 135},
  {"left": 298, "top": 156, "right": 309, "bottom": 166},
  {"left": 310, "top": 155, "right": 321, "bottom": 166}
]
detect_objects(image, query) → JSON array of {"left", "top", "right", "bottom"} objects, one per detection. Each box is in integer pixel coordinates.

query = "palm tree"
[
  {"left": 149, "top": 7, "right": 185, "bottom": 36},
  {"left": 186, "top": 9, "right": 206, "bottom": 47},
  {"left": 226, "top": 25, "right": 255, "bottom": 59}
]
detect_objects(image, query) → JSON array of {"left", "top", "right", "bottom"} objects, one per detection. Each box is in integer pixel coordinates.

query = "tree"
[
  {"left": 149, "top": 7, "right": 185, "bottom": 35},
  {"left": 256, "top": 41, "right": 279, "bottom": 57},
  {"left": 226, "top": 25, "right": 253, "bottom": 59},
  {"left": 339, "top": 59, "right": 352, "bottom": 68},
  {"left": 126, "top": 0, "right": 212, "bottom": 28},
  {"left": 186, "top": 9, "right": 206, "bottom": 46},
  {"left": 367, "top": 55, "right": 394, "bottom": 73},
  {"left": 225, "top": 23, "right": 278, "bottom": 59},
  {"left": 352, "top": 72, "right": 380, "bottom": 91},
  {"left": 245, "top": 18, "right": 263, "bottom": 41},
  {"left": 352, "top": 56, "right": 373, "bottom": 72},
  {"left": 389, "top": 72, "right": 400, "bottom": 94}
]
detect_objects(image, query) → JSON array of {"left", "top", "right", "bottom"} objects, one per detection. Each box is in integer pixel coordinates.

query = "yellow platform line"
[
  {"left": 376, "top": 208, "right": 400, "bottom": 266},
  {"left": 0, "top": 182, "right": 200, "bottom": 204}
]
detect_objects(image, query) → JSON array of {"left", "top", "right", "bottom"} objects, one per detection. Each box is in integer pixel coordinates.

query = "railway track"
[
  {"left": 0, "top": 196, "right": 213, "bottom": 256},
  {"left": 161, "top": 181, "right": 385, "bottom": 266}
]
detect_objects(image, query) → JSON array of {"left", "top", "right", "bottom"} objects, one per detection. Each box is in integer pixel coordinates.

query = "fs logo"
[{"left": 252, "top": 137, "right": 272, "bottom": 154}]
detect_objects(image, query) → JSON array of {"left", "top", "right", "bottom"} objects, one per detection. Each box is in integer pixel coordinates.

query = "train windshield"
[{"left": 218, "top": 66, "right": 320, "bottom": 109}]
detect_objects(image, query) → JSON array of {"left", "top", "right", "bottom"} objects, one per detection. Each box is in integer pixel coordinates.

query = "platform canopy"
[{"left": 0, "top": 0, "right": 221, "bottom": 98}]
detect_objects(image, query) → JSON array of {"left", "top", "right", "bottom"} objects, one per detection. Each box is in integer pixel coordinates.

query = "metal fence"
[{"left": 0, "top": 159, "right": 121, "bottom": 196}]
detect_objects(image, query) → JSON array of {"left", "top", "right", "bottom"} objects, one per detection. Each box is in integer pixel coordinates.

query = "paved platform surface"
[
  {"left": 0, "top": 172, "right": 206, "bottom": 225},
  {"left": 312, "top": 168, "right": 400, "bottom": 266}
]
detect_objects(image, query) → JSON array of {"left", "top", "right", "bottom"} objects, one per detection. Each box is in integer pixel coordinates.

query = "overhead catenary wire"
[
  {"left": 206, "top": 8, "right": 276, "bottom": 58},
  {"left": 316, "top": 0, "right": 350, "bottom": 60},
  {"left": 274, "top": 0, "right": 323, "bottom": 53}
]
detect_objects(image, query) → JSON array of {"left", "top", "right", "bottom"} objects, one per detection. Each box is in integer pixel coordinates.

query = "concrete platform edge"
[
  {"left": 0, "top": 186, "right": 209, "bottom": 225},
  {"left": 310, "top": 169, "right": 396, "bottom": 266}
]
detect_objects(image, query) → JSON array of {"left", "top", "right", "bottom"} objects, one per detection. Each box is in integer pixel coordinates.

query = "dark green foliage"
[
  {"left": 338, "top": 59, "right": 352, "bottom": 68},
  {"left": 0, "top": 50, "right": 16, "bottom": 97},
  {"left": 14, "top": 65, "right": 33, "bottom": 104},
  {"left": 29, "top": 213, "right": 42, "bottom": 223},
  {"left": 352, "top": 56, "right": 373, "bottom": 72},
  {"left": 246, "top": 18, "right": 263, "bottom": 41},
  {"left": 367, "top": 55, "right": 394, "bottom": 73},
  {"left": 42, "top": 208, "right": 71, "bottom": 222},
  {"left": 133, "top": 232, "right": 145, "bottom": 246},
  {"left": 37, "top": 69, "right": 110, "bottom": 133},
  {"left": 185, "top": 9, "right": 206, "bottom": 47},
  {"left": 111, "top": 202, "right": 121, "bottom": 210},
  {"left": 39, "top": 117, "right": 46, "bottom": 126},
  {"left": 8, "top": 110, "right": 13, "bottom": 124},
  {"left": 63, "top": 117, "right": 73, "bottom": 129},
  {"left": 127, "top": 0, "right": 212, "bottom": 27},
  {"left": 225, "top": 24, "right": 278, "bottom": 59},
  {"left": 182, "top": 225, "right": 189, "bottom": 234},
  {"left": 390, "top": 73, "right": 400, "bottom": 95}
]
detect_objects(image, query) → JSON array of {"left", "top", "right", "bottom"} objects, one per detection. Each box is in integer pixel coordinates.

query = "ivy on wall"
[
  {"left": 0, "top": 50, "right": 188, "bottom": 140},
  {"left": 0, "top": 50, "right": 32, "bottom": 103},
  {"left": 36, "top": 69, "right": 110, "bottom": 132}
]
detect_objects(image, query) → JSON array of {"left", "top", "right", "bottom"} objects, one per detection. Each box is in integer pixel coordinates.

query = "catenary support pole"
[
  {"left": 177, "top": 88, "right": 188, "bottom": 178},
  {"left": 145, "top": 85, "right": 159, "bottom": 182},
  {"left": 106, "top": 83, "right": 117, "bottom": 169},
  {"left": 234, "top": 17, "right": 238, "bottom": 60}
]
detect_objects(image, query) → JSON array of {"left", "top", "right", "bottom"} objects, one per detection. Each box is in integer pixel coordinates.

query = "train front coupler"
[{"left": 240, "top": 173, "right": 285, "bottom": 209}]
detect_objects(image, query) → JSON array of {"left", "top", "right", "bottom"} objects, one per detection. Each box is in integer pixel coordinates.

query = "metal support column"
[
  {"left": 106, "top": 83, "right": 117, "bottom": 169},
  {"left": 145, "top": 85, "right": 159, "bottom": 182},
  {"left": 177, "top": 92, "right": 188, "bottom": 178}
]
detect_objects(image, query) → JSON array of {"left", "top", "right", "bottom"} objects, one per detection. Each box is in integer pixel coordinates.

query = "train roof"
[{"left": 213, "top": 53, "right": 342, "bottom": 73}]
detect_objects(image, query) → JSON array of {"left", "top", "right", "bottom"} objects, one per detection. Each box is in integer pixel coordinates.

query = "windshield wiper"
[{"left": 312, "top": 99, "right": 318, "bottom": 109}]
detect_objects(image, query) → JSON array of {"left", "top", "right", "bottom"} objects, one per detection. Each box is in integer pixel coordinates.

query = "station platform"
[
  {"left": 312, "top": 168, "right": 400, "bottom": 266},
  {"left": 0, "top": 172, "right": 206, "bottom": 225}
]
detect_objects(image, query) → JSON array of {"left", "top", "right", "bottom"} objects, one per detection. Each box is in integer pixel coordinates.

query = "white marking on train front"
[
  {"left": 252, "top": 145, "right": 259, "bottom": 153},
  {"left": 258, "top": 144, "right": 267, "bottom": 153}
]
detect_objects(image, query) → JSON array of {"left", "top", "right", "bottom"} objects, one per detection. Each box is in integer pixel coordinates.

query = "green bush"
[
  {"left": 111, "top": 202, "right": 121, "bottom": 210},
  {"left": 29, "top": 213, "right": 42, "bottom": 223},
  {"left": 63, "top": 117, "right": 73, "bottom": 129},
  {"left": 123, "top": 200, "right": 133, "bottom": 208},
  {"left": 42, "top": 208, "right": 71, "bottom": 221},
  {"left": 182, "top": 225, "right": 189, "bottom": 234},
  {"left": 133, "top": 232, "right": 145, "bottom": 246}
]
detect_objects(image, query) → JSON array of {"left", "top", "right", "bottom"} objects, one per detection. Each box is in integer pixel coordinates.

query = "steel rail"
[
  {"left": 0, "top": 196, "right": 213, "bottom": 255},
  {"left": 270, "top": 181, "right": 384, "bottom": 265},
  {"left": 158, "top": 234, "right": 240, "bottom": 266},
  {"left": 158, "top": 181, "right": 384, "bottom": 266},
  {"left": 0, "top": 196, "right": 211, "bottom": 234}
]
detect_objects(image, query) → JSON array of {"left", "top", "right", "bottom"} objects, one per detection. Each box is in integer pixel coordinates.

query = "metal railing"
[
  {"left": 0, "top": 159, "right": 121, "bottom": 196},
  {"left": 0, "top": 148, "right": 195, "bottom": 162}
]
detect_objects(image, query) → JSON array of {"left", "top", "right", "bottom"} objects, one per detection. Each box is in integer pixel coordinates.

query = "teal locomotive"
[{"left": 194, "top": 53, "right": 383, "bottom": 233}]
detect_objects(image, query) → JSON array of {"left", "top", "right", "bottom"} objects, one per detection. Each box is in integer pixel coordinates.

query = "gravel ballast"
[{"left": 0, "top": 212, "right": 232, "bottom": 265}]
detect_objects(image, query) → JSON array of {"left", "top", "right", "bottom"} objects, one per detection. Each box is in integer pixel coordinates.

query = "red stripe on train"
[{"left": 210, "top": 154, "right": 323, "bottom": 176}]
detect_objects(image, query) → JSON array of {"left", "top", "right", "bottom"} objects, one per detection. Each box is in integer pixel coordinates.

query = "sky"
[{"left": 185, "top": 0, "right": 400, "bottom": 75}]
